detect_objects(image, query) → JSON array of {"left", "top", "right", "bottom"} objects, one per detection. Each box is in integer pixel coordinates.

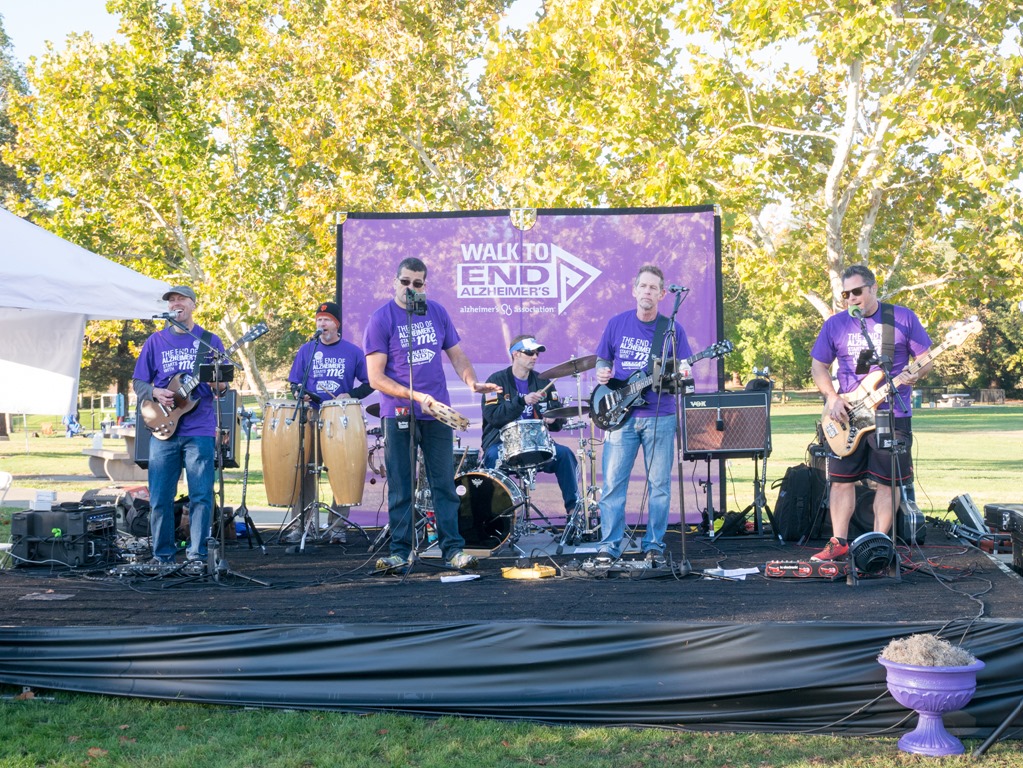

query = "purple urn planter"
[{"left": 879, "top": 657, "right": 985, "bottom": 756}]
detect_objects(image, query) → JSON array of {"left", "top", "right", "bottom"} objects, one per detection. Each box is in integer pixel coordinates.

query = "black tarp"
[{"left": 2, "top": 619, "right": 1020, "bottom": 734}]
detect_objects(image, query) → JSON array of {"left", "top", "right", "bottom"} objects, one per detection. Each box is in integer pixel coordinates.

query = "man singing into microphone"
[
  {"left": 593, "top": 265, "right": 692, "bottom": 564},
  {"left": 132, "top": 286, "right": 226, "bottom": 566},
  {"left": 284, "top": 300, "right": 373, "bottom": 543},
  {"left": 810, "top": 264, "right": 932, "bottom": 561}
]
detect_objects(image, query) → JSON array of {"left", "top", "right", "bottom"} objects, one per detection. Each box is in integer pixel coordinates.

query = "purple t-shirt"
[
  {"left": 132, "top": 324, "right": 227, "bottom": 437},
  {"left": 811, "top": 304, "right": 931, "bottom": 418},
  {"left": 362, "top": 300, "right": 460, "bottom": 419},
  {"left": 288, "top": 337, "right": 368, "bottom": 409},
  {"left": 596, "top": 310, "right": 693, "bottom": 418}
]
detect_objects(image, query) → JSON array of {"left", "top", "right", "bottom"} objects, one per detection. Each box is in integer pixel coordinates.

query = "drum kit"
[{"left": 258, "top": 352, "right": 604, "bottom": 557}]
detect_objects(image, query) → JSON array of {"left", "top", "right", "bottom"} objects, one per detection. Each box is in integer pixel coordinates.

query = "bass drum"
[
  {"left": 261, "top": 400, "right": 313, "bottom": 507},
  {"left": 454, "top": 469, "right": 522, "bottom": 552},
  {"left": 319, "top": 399, "right": 368, "bottom": 506}
]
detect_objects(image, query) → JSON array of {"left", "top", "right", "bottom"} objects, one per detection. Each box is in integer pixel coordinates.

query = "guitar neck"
[{"left": 860, "top": 340, "right": 950, "bottom": 411}]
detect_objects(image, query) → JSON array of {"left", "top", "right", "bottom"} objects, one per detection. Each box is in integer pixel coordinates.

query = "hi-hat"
[
  {"left": 366, "top": 403, "right": 381, "bottom": 418},
  {"left": 544, "top": 404, "right": 590, "bottom": 419},
  {"left": 537, "top": 354, "right": 597, "bottom": 379}
]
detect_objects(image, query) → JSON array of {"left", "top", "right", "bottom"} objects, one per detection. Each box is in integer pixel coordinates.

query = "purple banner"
[{"left": 340, "top": 208, "right": 723, "bottom": 525}]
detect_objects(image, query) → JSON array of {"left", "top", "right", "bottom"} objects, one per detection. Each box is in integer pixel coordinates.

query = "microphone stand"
[
  {"left": 663, "top": 290, "right": 691, "bottom": 577},
  {"left": 284, "top": 332, "right": 323, "bottom": 555},
  {"left": 400, "top": 289, "right": 429, "bottom": 580},
  {"left": 849, "top": 312, "right": 902, "bottom": 584}
]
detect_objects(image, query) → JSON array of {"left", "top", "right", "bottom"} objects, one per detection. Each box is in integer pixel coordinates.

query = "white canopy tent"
[{"left": 0, "top": 207, "right": 170, "bottom": 415}]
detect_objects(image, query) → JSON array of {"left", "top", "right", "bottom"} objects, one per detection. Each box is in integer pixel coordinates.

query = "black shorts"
[{"left": 829, "top": 416, "right": 913, "bottom": 486}]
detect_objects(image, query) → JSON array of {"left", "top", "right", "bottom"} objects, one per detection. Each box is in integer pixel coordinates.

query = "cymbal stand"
[{"left": 557, "top": 369, "right": 600, "bottom": 553}]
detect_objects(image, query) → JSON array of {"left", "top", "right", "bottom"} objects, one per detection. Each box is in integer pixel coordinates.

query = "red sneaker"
[{"left": 810, "top": 537, "right": 849, "bottom": 561}]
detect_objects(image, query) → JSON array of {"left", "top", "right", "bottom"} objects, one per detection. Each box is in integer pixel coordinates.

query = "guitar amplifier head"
[{"left": 683, "top": 391, "right": 771, "bottom": 459}]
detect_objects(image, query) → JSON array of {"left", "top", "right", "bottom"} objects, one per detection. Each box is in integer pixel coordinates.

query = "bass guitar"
[
  {"left": 589, "top": 340, "right": 734, "bottom": 431},
  {"left": 141, "top": 322, "right": 269, "bottom": 440},
  {"left": 821, "top": 319, "right": 981, "bottom": 457}
]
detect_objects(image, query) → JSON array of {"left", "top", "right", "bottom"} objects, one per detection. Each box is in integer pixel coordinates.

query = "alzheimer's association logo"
[{"left": 456, "top": 242, "right": 601, "bottom": 315}]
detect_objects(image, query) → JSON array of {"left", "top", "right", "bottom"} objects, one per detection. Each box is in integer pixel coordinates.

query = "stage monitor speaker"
[
  {"left": 134, "top": 391, "right": 239, "bottom": 469},
  {"left": 682, "top": 391, "right": 770, "bottom": 460}
]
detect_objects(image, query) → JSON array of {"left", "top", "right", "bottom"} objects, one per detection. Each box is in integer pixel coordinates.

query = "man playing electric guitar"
[
  {"left": 593, "top": 265, "right": 693, "bottom": 563},
  {"left": 132, "top": 286, "right": 227, "bottom": 566},
  {"left": 809, "top": 265, "right": 932, "bottom": 561}
]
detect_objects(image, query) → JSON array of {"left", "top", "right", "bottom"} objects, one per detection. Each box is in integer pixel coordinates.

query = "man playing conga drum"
[
  {"left": 283, "top": 300, "right": 373, "bottom": 543},
  {"left": 481, "top": 335, "right": 579, "bottom": 518}
]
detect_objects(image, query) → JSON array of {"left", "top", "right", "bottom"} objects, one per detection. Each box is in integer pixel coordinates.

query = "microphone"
[
  {"left": 715, "top": 404, "right": 724, "bottom": 431},
  {"left": 668, "top": 284, "right": 689, "bottom": 294},
  {"left": 848, "top": 306, "right": 863, "bottom": 319},
  {"left": 312, "top": 329, "right": 324, "bottom": 340},
  {"left": 153, "top": 311, "right": 181, "bottom": 320}
]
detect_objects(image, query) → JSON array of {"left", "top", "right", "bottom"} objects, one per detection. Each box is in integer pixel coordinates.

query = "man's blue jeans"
[
  {"left": 384, "top": 417, "right": 466, "bottom": 561},
  {"left": 597, "top": 415, "right": 676, "bottom": 557},
  {"left": 147, "top": 433, "right": 215, "bottom": 562}
]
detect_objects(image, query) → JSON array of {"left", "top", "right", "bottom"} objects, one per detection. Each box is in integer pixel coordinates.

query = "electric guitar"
[
  {"left": 589, "top": 340, "right": 734, "bottom": 431},
  {"left": 141, "top": 323, "right": 269, "bottom": 440},
  {"left": 821, "top": 319, "right": 981, "bottom": 457}
]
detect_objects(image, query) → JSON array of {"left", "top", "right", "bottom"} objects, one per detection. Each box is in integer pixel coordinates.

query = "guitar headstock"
[
  {"left": 943, "top": 318, "right": 981, "bottom": 347},
  {"left": 241, "top": 322, "right": 269, "bottom": 345}
]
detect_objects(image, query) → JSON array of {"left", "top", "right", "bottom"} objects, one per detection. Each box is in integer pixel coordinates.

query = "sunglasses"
[
  {"left": 398, "top": 278, "right": 426, "bottom": 289},
  {"left": 518, "top": 350, "right": 539, "bottom": 357},
  {"left": 841, "top": 284, "right": 873, "bottom": 300}
]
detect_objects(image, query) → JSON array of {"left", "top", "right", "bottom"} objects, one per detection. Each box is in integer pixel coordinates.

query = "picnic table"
[
  {"left": 83, "top": 425, "right": 147, "bottom": 482},
  {"left": 939, "top": 393, "right": 973, "bottom": 407}
]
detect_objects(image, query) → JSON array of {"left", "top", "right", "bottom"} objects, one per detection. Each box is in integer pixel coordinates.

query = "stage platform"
[{"left": 2, "top": 524, "right": 1022, "bottom": 738}]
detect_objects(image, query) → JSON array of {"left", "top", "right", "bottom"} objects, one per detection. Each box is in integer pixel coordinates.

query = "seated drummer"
[
  {"left": 481, "top": 335, "right": 579, "bottom": 517},
  {"left": 284, "top": 300, "right": 374, "bottom": 543}
]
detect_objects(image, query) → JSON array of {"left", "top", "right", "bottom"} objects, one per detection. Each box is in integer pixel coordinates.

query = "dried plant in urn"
[
  {"left": 879, "top": 634, "right": 977, "bottom": 667},
  {"left": 878, "top": 634, "right": 984, "bottom": 756}
]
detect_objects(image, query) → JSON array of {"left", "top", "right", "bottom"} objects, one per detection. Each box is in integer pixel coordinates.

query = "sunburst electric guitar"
[
  {"left": 589, "top": 340, "right": 734, "bottom": 432},
  {"left": 141, "top": 323, "right": 268, "bottom": 440},
  {"left": 821, "top": 319, "right": 981, "bottom": 458}
]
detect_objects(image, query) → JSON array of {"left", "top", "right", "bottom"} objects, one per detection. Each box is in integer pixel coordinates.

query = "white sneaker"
[{"left": 446, "top": 550, "right": 478, "bottom": 570}]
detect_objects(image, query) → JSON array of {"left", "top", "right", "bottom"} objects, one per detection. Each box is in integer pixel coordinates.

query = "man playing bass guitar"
[
  {"left": 810, "top": 265, "right": 932, "bottom": 561},
  {"left": 132, "top": 286, "right": 227, "bottom": 565},
  {"left": 593, "top": 265, "right": 692, "bottom": 563}
]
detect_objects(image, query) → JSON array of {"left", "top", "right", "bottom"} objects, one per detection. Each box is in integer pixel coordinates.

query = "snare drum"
[
  {"left": 318, "top": 399, "right": 368, "bottom": 507},
  {"left": 454, "top": 469, "right": 522, "bottom": 551},
  {"left": 261, "top": 400, "right": 313, "bottom": 507},
  {"left": 498, "top": 419, "right": 555, "bottom": 470},
  {"left": 453, "top": 445, "right": 480, "bottom": 474}
]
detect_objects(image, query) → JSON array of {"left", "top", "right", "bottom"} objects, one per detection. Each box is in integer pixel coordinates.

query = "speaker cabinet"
[
  {"left": 134, "top": 390, "right": 239, "bottom": 469},
  {"left": 682, "top": 391, "right": 770, "bottom": 459}
]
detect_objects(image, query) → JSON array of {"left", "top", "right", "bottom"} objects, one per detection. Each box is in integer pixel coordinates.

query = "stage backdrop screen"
[{"left": 340, "top": 207, "right": 723, "bottom": 525}]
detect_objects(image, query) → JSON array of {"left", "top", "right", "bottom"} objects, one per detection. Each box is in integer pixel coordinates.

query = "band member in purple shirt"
[
  {"left": 132, "top": 286, "right": 226, "bottom": 565},
  {"left": 594, "top": 265, "right": 692, "bottom": 563},
  {"left": 810, "top": 264, "right": 932, "bottom": 561},
  {"left": 363, "top": 257, "right": 500, "bottom": 571},
  {"left": 284, "top": 300, "right": 373, "bottom": 543}
]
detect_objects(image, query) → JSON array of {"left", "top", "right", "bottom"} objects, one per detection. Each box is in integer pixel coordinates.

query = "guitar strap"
[
  {"left": 646, "top": 314, "right": 670, "bottom": 375},
  {"left": 880, "top": 303, "right": 895, "bottom": 363},
  {"left": 191, "top": 329, "right": 212, "bottom": 384}
]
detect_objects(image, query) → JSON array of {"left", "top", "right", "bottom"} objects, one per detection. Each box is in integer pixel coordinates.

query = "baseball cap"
[
  {"left": 162, "top": 286, "right": 197, "bottom": 302},
  {"left": 510, "top": 337, "right": 546, "bottom": 354}
]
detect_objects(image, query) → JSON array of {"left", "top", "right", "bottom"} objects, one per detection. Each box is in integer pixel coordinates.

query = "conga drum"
[
  {"left": 261, "top": 400, "right": 313, "bottom": 507},
  {"left": 319, "top": 399, "right": 368, "bottom": 506}
]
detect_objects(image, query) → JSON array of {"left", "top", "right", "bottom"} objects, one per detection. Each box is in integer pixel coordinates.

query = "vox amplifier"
[{"left": 683, "top": 391, "right": 770, "bottom": 459}]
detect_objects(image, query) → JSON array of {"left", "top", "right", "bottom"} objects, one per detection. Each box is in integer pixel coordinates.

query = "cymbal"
[
  {"left": 366, "top": 403, "right": 381, "bottom": 418},
  {"left": 537, "top": 354, "right": 598, "bottom": 379},
  {"left": 544, "top": 404, "right": 590, "bottom": 420}
]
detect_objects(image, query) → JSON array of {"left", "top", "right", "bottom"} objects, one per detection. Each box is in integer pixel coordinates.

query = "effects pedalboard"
[
  {"left": 562, "top": 555, "right": 682, "bottom": 579},
  {"left": 109, "top": 559, "right": 208, "bottom": 578},
  {"left": 764, "top": 560, "right": 846, "bottom": 579}
]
